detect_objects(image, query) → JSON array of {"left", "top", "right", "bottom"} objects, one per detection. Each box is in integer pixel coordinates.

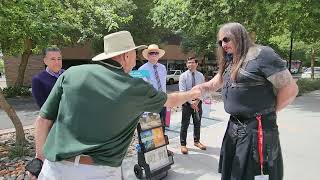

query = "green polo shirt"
[{"left": 40, "top": 63, "right": 167, "bottom": 167}]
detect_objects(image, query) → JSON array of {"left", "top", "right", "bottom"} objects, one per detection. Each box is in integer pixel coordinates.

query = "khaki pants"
[{"left": 38, "top": 159, "right": 122, "bottom": 180}]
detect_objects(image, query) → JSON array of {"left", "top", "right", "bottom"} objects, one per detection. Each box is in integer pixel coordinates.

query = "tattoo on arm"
[
  {"left": 267, "top": 70, "right": 293, "bottom": 89},
  {"left": 197, "top": 75, "right": 223, "bottom": 95},
  {"left": 199, "top": 82, "right": 218, "bottom": 93}
]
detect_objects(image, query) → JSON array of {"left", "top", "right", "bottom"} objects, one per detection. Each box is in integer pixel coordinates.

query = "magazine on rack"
[
  {"left": 139, "top": 112, "right": 166, "bottom": 151},
  {"left": 139, "top": 112, "right": 162, "bottom": 130},
  {"left": 140, "top": 127, "right": 166, "bottom": 151}
]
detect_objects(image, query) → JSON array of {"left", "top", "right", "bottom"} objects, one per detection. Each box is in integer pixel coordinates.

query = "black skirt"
[{"left": 218, "top": 114, "right": 283, "bottom": 180}]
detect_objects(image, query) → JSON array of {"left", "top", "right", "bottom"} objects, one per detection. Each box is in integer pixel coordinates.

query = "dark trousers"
[
  {"left": 159, "top": 107, "right": 166, "bottom": 134},
  {"left": 180, "top": 102, "right": 202, "bottom": 146}
]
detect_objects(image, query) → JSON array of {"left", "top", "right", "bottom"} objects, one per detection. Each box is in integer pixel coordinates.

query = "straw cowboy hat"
[
  {"left": 142, "top": 44, "right": 165, "bottom": 60},
  {"left": 92, "top": 31, "right": 146, "bottom": 61}
]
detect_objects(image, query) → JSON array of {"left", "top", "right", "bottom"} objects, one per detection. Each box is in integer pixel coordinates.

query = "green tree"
[
  {"left": 0, "top": 0, "right": 135, "bottom": 145},
  {"left": 0, "top": 58, "right": 4, "bottom": 73},
  {"left": 151, "top": 0, "right": 320, "bottom": 63},
  {"left": 125, "top": 0, "right": 171, "bottom": 45},
  {"left": 0, "top": 0, "right": 135, "bottom": 86}
]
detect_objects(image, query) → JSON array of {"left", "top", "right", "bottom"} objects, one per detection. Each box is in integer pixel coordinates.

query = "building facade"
[{"left": 4, "top": 43, "right": 199, "bottom": 87}]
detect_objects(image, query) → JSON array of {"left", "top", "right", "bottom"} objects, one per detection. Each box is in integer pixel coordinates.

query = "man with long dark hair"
[{"left": 195, "top": 22, "right": 298, "bottom": 180}]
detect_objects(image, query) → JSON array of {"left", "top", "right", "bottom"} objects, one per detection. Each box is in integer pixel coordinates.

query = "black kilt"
[{"left": 218, "top": 113, "right": 283, "bottom": 180}]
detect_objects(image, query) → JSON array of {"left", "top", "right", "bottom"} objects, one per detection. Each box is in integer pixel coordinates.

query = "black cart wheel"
[{"left": 134, "top": 164, "right": 143, "bottom": 179}]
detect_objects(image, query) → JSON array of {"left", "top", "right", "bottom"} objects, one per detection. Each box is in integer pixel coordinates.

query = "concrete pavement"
[
  {"left": 0, "top": 76, "right": 6, "bottom": 89},
  {"left": 1, "top": 87, "right": 319, "bottom": 180},
  {"left": 122, "top": 90, "right": 320, "bottom": 180},
  {"left": 0, "top": 97, "right": 39, "bottom": 131}
]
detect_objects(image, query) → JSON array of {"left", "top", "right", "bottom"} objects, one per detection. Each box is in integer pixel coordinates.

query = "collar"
[
  {"left": 147, "top": 61, "right": 158, "bottom": 66},
  {"left": 98, "top": 60, "right": 123, "bottom": 70},
  {"left": 46, "top": 67, "right": 64, "bottom": 78},
  {"left": 187, "top": 70, "right": 197, "bottom": 74}
]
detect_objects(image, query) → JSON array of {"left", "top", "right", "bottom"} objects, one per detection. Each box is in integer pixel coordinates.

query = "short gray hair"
[{"left": 43, "top": 47, "right": 61, "bottom": 58}]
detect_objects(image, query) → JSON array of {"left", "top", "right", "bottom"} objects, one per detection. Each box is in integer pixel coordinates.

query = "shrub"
[
  {"left": 2, "top": 86, "right": 31, "bottom": 98},
  {"left": 296, "top": 79, "right": 320, "bottom": 96}
]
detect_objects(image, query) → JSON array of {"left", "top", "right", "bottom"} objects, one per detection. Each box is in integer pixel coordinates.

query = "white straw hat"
[
  {"left": 92, "top": 31, "right": 146, "bottom": 61},
  {"left": 142, "top": 44, "right": 165, "bottom": 60}
]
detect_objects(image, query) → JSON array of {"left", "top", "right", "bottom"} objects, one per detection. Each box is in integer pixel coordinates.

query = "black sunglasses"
[
  {"left": 218, "top": 37, "right": 231, "bottom": 46},
  {"left": 148, "top": 51, "right": 159, "bottom": 55}
]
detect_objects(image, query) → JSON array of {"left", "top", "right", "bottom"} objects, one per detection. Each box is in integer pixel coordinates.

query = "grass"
[
  {"left": 296, "top": 78, "right": 320, "bottom": 96},
  {"left": 8, "top": 144, "right": 30, "bottom": 159}
]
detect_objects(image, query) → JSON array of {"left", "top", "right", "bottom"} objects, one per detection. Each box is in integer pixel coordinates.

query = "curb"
[{"left": 0, "top": 125, "right": 34, "bottom": 135}]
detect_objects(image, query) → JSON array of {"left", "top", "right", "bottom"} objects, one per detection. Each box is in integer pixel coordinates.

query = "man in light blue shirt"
[
  {"left": 179, "top": 56, "right": 206, "bottom": 154},
  {"left": 139, "top": 44, "right": 173, "bottom": 155},
  {"left": 139, "top": 44, "right": 167, "bottom": 93}
]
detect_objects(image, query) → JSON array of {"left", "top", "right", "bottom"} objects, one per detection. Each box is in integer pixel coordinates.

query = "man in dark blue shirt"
[{"left": 31, "top": 47, "right": 64, "bottom": 108}]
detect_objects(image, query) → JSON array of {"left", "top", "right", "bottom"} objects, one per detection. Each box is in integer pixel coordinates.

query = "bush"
[
  {"left": 296, "top": 79, "right": 320, "bottom": 96},
  {"left": 2, "top": 86, "right": 31, "bottom": 98}
]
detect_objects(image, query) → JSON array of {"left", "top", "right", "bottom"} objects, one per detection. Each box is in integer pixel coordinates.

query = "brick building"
[{"left": 4, "top": 42, "right": 197, "bottom": 87}]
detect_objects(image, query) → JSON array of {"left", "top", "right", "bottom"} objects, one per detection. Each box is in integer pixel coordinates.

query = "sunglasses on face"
[
  {"left": 148, "top": 51, "right": 159, "bottom": 56},
  {"left": 218, "top": 37, "right": 231, "bottom": 46}
]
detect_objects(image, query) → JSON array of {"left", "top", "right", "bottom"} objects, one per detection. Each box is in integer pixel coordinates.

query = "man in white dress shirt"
[{"left": 179, "top": 56, "right": 206, "bottom": 154}]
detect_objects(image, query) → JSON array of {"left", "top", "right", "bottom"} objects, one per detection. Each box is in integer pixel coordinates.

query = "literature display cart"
[{"left": 134, "top": 112, "right": 174, "bottom": 180}]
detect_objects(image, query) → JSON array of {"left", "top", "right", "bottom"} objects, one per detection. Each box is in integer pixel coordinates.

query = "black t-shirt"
[{"left": 222, "top": 46, "right": 287, "bottom": 116}]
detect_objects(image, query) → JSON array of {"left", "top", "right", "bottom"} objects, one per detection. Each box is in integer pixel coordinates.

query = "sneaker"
[
  {"left": 194, "top": 142, "right": 206, "bottom": 150},
  {"left": 181, "top": 146, "right": 188, "bottom": 154}
]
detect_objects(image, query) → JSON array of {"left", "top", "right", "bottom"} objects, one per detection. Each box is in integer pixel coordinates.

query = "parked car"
[
  {"left": 166, "top": 70, "right": 182, "bottom": 84},
  {"left": 301, "top": 67, "right": 320, "bottom": 79}
]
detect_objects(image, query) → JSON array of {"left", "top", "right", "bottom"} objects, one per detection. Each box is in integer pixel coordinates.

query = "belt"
[
  {"left": 65, "top": 155, "right": 95, "bottom": 165},
  {"left": 232, "top": 107, "right": 276, "bottom": 120}
]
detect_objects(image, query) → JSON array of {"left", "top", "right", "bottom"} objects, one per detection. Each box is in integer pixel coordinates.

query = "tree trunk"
[
  {"left": 15, "top": 38, "right": 33, "bottom": 87},
  {"left": 0, "top": 87, "right": 26, "bottom": 145},
  {"left": 311, "top": 48, "right": 315, "bottom": 80}
]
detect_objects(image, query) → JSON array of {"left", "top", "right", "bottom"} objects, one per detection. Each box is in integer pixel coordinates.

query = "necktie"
[
  {"left": 192, "top": 72, "right": 196, "bottom": 87},
  {"left": 153, "top": 64, "right": 163, "bottom": 91}
]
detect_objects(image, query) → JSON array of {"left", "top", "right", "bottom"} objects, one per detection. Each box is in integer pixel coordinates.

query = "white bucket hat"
[
  {"left": 92, "top": 31, "right": 146, "bottom": 61},
  {"left": 142, "top": 44, "right": 165, "bottom": 60}
]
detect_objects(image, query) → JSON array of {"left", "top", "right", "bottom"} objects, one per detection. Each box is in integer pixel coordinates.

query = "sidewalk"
[
  {"left": 0, "top": 97, "right": 39, "bottom": 131},
  {"left": 122, "top": 90, "right": 320, "bottom": 180}
]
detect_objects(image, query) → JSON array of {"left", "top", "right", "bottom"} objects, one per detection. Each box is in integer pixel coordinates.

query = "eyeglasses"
[
  {"left": 148, "top": 52, "right": 159, "bottom": 56},
  {"left": 218, "top": 37, "right": 231, "bottom": 46}
]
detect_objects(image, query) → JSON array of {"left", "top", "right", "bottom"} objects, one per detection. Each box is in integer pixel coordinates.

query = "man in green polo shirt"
[{"left": 29, "top": 31, "right": 200, "bottom": 180}]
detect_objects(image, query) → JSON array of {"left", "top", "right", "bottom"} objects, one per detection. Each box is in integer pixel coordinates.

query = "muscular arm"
[
  {"left": 35, "top": 116, "right": 53, "bottom": 160},
  {"left": 267, "top": 69, "right": 299, "bottom": 112},
  {"left": 193, "top": 73, "right": 224, "bottom": 96}
]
